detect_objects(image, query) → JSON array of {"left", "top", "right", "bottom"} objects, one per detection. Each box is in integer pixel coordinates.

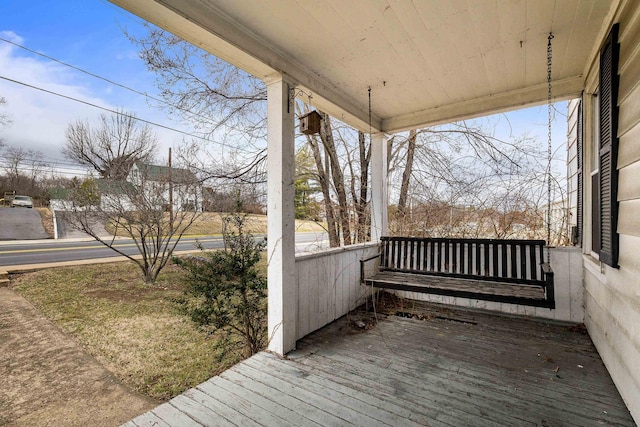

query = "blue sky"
[
  {"left": 0, "top": 0, "right": 569, "bottom": 176},
  {"left": 0, "top": 0, "right": 184, "bottom": 170}
]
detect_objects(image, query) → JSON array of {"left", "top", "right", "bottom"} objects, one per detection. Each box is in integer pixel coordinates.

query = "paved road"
[
  {"left": 0, "top": 208, "right": 48, "bottom": 240},
  {"left": 0, "top": 232, "right": 329, "bottom": 267}
]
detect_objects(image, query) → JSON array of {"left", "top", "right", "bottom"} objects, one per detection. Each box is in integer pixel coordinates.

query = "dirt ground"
[{"left": 0, "top": 288, "right": 158, "bottom": 426}]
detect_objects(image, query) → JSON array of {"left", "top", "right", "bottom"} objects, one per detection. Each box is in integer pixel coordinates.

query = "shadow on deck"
[{"left": 125, "top": 303, "right": 634, "bottom": 426}]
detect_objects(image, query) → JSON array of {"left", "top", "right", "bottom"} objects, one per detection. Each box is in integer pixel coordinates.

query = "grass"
[
  {"left": 106, "top": 212, "right": 327, "bottom": 237},
  {"left": 37, "top": 207, "right": 54, "bottom": 238},
  {"left": 11, "top": 261, "right": 246, "bottom": 400}
]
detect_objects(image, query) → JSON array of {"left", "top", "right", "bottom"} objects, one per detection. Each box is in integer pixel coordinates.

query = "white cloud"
[
  {"left": 0, "top": 31, "right": 184, "bottom": 162},
  {"left": 0, "top": 32, "right": 115, "bottom": 159}
]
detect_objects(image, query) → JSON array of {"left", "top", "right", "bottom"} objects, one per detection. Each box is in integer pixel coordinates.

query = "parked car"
[{"left": 11, "top": 195, "right": 33, "bottom": 208}]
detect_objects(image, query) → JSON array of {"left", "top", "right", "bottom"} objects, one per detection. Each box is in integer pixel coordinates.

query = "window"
[{"left": 596, "top": 23, "right": 620, "bottom": 268}]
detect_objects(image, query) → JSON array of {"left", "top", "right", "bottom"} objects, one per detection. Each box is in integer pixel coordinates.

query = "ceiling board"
[{"left": 110, "top": 0, "right": 619, "bottom": 132}]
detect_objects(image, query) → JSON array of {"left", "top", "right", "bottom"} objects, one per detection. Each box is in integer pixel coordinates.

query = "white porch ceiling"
[{"left": 111, "top": 0, "right": 619, "bottom": 133}]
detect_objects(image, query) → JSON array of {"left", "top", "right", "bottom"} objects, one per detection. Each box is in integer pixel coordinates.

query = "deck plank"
[
  {"left": 299, "top": 317, "right": 630, "bottom": 424},
  {"left": 181, "top": 388, "right": 259, "bottom": 427},
  {"left": 308, "top": 338, "right": 604, "bottom": 426},
  {"left": 249, "top": 352, "right": 426, "bottom": 427},
  {"left": 296, "top": 347, "right": 537, "bottom": 426},
  {"left": 129, "top": 411, "right": 171, "bottom": 427},
  {"left": 215, "top": 371, "right": 321, "bottom": 427},
  {"left": 229, "top": 361, "right": 384, "bottom": 426},
  {"left": 222, "top": 365, "right": 348, "bottom": 426},
  {"left": 126, "top": 304, "right": 634, "bottom": 427},
  {"left": 151, "top": 403, "right": 202, "bottom": 426},
  {"left": 197, "top": 377, "right": 297, "bottom": 427},
  {"left": 170, "top": 393, "right": 236, "bottom": 427}
]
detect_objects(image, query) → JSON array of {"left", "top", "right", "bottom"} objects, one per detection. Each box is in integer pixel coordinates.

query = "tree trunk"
[
  {"left": 306, "top": 133, "right": 340, "bottom": 247},
  {"left": 397, "top": 130, "right": 417, "bottom": 235},
  {"left": 356, "top": 131, "right": 370, "bottom": 243},
  {"left": 319, "top": 112, "right": 352, "bottom": 246},
  {"left": 398, "top": 129, "right": 417, "bottom": 230}
]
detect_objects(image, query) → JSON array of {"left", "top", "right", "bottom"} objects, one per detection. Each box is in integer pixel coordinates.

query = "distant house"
[
  {"left": 49, "top": 188, "right": 72, "bottom": 211},
  {"left": 49, "top": 179, "right": 137, "bottom": 212},
  {"left": 49, "top": 163, "right": 202, "bottom": 213},
  {"left": 95, "top": 179, "right": 137, "bottom": 212},
  {"left": 127, "top": 162, "right": 202, "bottom": 212}
]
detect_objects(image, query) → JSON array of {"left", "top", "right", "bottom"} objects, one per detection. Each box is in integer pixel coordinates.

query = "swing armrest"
[
  {"left": 541, "top": 262, "right": 555, "bottom": 309},
  {"left": 360, "top": 253, "right": 381, "bottom": 284}
]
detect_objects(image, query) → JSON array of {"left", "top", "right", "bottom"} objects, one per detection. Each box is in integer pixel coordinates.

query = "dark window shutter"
[
  {"left": 576, "top": 99, "right": 583, "bottom": 246},
  {"left": 592, "top": 172, "right": 600, "bottom": 253},
  {"left": 598, "top": 23, "right": 620, "bottom": 268}
]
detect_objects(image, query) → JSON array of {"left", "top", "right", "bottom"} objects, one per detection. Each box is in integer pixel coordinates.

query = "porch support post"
[
  {"left": 371, "top": 132, "right": 388, "bottom": 241},
  {"left": 266, "top": 72, "right": 297, "bottom": 355}
]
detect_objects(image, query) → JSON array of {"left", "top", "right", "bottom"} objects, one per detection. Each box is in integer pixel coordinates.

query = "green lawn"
[
  {"left": 11, "top": 261, "right": 246, "bottom": 400},
  {"left": 106, "top": 212, "right": 327, "bottom": 237}
]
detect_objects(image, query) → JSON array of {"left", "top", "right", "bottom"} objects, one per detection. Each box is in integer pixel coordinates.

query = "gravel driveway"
[{"left": 0, "top": 208, "right": 49, "bottom": 240}]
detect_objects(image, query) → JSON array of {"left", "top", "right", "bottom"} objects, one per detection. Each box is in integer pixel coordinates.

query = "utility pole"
[{"left": 168, "top": 147, "right": 174, "bottom": 225}]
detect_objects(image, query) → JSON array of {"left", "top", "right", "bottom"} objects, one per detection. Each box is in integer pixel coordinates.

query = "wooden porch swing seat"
[{"left": 362, "top": 236, "right": 555, "bottom": 309}]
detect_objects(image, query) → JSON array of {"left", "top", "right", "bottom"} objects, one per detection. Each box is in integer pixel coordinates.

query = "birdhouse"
[{"left": 299, "top": 110, "right": 322, "bottom": 135}]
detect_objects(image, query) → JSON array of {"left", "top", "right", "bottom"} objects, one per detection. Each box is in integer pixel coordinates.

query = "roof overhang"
[{"left": 110, "top": 0, "right": 621, "bottom": 133}]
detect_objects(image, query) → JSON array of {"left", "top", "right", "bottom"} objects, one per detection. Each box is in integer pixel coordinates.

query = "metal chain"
[
  {"left": 546, "top": 32, "right": 554, "bottom": 261},
  {"left": 368, "top": 87, "right": 372, "bottom": 140}
]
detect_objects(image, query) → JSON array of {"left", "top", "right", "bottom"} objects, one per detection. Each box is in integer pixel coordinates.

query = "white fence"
[{"left": 294, "top": 242, "right": 379, "bottom": 341}]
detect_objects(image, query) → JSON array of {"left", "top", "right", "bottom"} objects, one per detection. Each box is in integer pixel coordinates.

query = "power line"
[
  {"left": 0, "top": 154, "right": 89, "bottom": 168},
  {"left": 0, "top": 36, "right": 264, "bottom": 144},
  {"left": 0, "top": 74, "right": 262, "bottom": 156},
  {"left": 0, "top": 74, "right": 258, "bottom": 155},
  {"left": 0, "top": 36, "right": 165, "bottom": 106}
]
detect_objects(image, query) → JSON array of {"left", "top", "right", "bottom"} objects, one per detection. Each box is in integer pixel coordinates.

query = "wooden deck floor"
[{"left": 124, "top": 305, "right": 634, "bottom": 426}]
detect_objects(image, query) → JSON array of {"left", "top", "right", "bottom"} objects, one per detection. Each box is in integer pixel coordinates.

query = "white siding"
[
  {"left": 294, "top": 243, "right": 379, "bottom": 341},
  {"left": 584, "top": 1, "right": 640, "bottom": 423},
  {"left": 49, "top": 199, "right": 74, "bottom": 211}
]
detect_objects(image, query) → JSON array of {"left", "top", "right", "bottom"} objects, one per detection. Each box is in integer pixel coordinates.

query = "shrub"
[{"left": 174, "top": 213, "right": 267, "bottom": 359}]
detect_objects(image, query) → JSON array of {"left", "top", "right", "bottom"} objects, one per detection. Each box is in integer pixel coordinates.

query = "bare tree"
[
  {"left": 26, "top": 150, "right": 48, "bottom": 183},
  {"left": 0, "top": 147, "right": 48, "bottom": 193},
  {"left": 397, "top": 129, "right": 417, "bottom": 228},
  {"left": 386, "top": 124, "right": 567, "bottom": 244},
  {"left": 129, "top": 27, "right": 565, "bottom": 248},
  {"left": 0, "top": 96, "right": 10, "bottom": 130},
  {"left": 2, "top": 146, "right": 27, "bottom": 181},
  {"left": 297, "top": 105, "right": 371, "bottom": 247},
  {"left": 128, "top": 26, "right": 267, "bottom": 182},
  {"left": 0, "top": 96, "right": 8, "bottom": 151},
  {"left": 63, "top": 165, "right": 202, "bottom": 284},
  {"left": 304, "top": 129, "right": 340, "bottom": 246},
  {"left": 63, "top": 111, "right": 158, "bottom": 180}
]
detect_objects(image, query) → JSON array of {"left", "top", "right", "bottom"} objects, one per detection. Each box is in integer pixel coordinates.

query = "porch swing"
[{"left": 362, "top": 34, "right": 557, "bottom": 309}]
